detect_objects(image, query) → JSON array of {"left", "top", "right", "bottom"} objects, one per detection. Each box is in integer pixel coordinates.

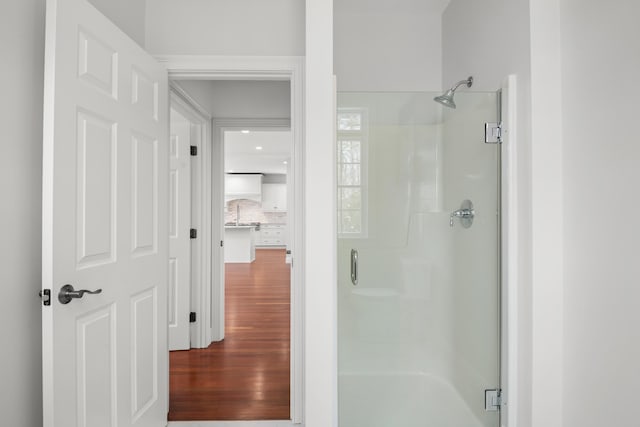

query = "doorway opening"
[{"left": 163, "top": 57, "right": 305, "bottom": 425}]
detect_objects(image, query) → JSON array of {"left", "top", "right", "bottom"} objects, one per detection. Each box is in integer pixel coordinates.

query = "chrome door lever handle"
[{"left": 58, "top": 284, "right": 102, "bottom": 304}]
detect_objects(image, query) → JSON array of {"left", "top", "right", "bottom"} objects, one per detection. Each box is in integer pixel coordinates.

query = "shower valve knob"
[
  {"left": 450, "top": 200, "right": 475, "bottom": 228},
  {"left": 451, "top": 209, "right": 474, "bottom": 218}
]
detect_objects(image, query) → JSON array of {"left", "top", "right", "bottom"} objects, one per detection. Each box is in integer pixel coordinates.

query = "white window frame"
[{"left": 337, "top": 108, "right": 368, "bottom": 239}]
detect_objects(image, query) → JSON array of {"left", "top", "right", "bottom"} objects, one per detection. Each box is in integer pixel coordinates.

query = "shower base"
[{"left": 339, "top": 372, "right": 484, "bottom": 427}]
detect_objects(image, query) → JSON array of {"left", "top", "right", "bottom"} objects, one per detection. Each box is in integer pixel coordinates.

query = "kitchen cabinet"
[
  {"left": 256, "top": 224, "right": 287, "bottom": 247},
  {"left": 225, "top": 174, "right": 262, "bottom": 201},
  {"left": 261, "top": 183, "right": 287, "bottom": 212}
]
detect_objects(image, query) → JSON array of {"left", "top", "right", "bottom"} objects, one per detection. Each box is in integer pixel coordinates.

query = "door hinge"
[
  {"left": 39, "top": 289, "right": 51, "bottom": 306},
  {"left": 485, "top": 122, "right": 503, "bottom": 144},
  {"left": 189, "top": 312, "right": 196, "bottom": 323},
  {"left": 190, "top": 228, "right": 197, "bottom": 239},
  {"left": 190, "top": 145, "right": 198, "bottom": 156},
  {"left": 220, "top": 240, "right": 224, "bottom": 247},
  {"left": 485, "top": 389, "right": 502, "bottom": 411}
]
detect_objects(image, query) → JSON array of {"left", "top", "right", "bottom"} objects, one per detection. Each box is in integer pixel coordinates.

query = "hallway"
[{"left": 169, "top": 249, "right": 291, "bottom": 421}]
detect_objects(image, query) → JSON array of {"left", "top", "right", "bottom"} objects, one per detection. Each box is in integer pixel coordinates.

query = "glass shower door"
[{"left": 337, "top": 91, "right": 500, "bottom": 427}]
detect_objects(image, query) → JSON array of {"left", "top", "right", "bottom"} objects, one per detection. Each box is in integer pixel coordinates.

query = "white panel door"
[
  {"left": 41, "top": 0, "right": 168, "bottom": 426},
  {"left": 168, "top": 110, "right": 191, "bottom": 351}
]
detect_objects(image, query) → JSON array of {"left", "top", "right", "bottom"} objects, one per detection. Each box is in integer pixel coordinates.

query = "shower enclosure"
[{"left": 337, "top": 91, "right": 501, "bottom": 427}]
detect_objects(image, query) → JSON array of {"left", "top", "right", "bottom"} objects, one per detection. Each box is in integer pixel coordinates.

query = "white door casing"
[
  {"left": 159, "top": 57, "right": 304, "bottom": 424},
  {"left": 168, "top": 109, "right": 191, "bottom": 351},
  {"left": 169, "top": 84, "right": 212, "bottom": 349},
  {"left": 42, "top": 0, "right": 169, "bottom": 426}
]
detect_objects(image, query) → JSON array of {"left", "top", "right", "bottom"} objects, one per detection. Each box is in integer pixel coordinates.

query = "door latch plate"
[{"left": 39, "top": 289, "right": 51, "bottom": 306}]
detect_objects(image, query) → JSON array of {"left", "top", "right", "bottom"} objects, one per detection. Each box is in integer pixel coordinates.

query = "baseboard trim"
[{"left": 168, "top": 421, "right": 298, "bottom": 427}]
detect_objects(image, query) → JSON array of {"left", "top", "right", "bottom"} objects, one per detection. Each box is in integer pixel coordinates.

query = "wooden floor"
[{"left": 168, "top": 249, "right": 291, "bottom": 421}]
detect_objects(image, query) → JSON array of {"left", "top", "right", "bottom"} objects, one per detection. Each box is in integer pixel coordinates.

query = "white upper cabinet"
[
  {"left": 225, "top": 174, "right": 263, "bottom": 201},
  {"left": 262, "top": 183, "right": 287, "bottom": 211}
]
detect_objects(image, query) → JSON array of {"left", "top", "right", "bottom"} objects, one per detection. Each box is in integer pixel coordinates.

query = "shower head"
[
  {"left": 434, "top": 76, "right": 473, "bottom": 109},
  {"left": 434, "top": 89, "right": 457, "bottom": 108}
]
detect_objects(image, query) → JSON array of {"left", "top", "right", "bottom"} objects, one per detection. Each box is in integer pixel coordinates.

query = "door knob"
[{"left": 58, "top": 284, "right": 102, "bottom": 304}]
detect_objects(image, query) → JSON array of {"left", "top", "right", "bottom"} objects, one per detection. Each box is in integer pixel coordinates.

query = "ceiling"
[{"left": 225, "top": 130, "right": 292, "bottom": 175}]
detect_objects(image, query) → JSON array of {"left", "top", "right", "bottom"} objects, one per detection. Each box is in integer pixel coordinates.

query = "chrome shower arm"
[{"left": 450, "top": 76, "right": 473, "bottom": 92}]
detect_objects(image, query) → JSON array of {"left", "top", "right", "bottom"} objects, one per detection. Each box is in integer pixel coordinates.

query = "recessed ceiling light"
[
  {"left": 241, "top": 130, "right": 250, "bottom": 134},
  {"left": 283, "top": 161, "right": 288, "bottom": 164},
  {"left": 255, "top": 146, "right": 263, "bottom": 150}
]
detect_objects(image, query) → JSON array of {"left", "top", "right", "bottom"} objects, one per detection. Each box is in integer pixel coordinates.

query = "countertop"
[{"left": 224, "top": 223, "right": 286, "bottom": 227}]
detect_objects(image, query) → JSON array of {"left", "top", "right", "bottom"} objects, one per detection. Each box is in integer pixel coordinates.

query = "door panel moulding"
[{"left": 159, "top": 55, "right": 305, "bottom": 425}]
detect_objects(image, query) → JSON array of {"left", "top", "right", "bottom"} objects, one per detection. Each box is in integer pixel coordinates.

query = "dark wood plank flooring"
[{"left": 168, "top": 249, "right": 291, "bottom": 421}]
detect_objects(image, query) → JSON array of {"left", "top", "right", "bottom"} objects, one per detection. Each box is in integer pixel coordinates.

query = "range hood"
[{"left": 225, "top": 173, "right": 262, "bottom": 202}]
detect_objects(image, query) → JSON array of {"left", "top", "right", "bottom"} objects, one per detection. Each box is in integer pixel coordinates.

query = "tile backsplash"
[{"left": 225, "top": 199, "right": 287, "bottom": 224}]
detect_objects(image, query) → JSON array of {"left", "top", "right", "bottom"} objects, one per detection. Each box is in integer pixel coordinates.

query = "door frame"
[
  {"left": 169, "top": 83, "right": 213, "bottom": 349},
  {"left": 213, "top": 117, "right": 292, "bottom": 340},
  {"left": 158, "top": 55, "right": 305, "bottom": 424}
]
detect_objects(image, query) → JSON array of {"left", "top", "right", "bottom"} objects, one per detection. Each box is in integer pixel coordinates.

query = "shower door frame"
[{"left": 500, "top": 74, "right": 519, "bottom": 427}]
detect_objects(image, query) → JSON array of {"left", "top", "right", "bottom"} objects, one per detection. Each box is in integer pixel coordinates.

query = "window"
[{"left": 337, "top": 109, "right": 367, "bottom": 238}]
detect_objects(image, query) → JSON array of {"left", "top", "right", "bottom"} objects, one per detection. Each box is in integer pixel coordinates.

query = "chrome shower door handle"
[
  {"left": 58, "top": 284, "right": 102, "bottom": 304},
  {"left": 350, "top": 249, "right": 358, "bottom": 286}
]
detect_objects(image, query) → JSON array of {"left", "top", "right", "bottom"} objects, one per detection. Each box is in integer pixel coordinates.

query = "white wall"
[
  {"left": 2, "top": 0, "right": 322, "bottom": 425},
  {"left": 305, "top": 0, "right": 336, "bottom": 425},
  {"left": 445, "top": 1, "right": 640, "bottom": 427},
  {"left": 176, "top": 80, "right": 291, "bottom": 119},
  {"left": 0, "top": 2, "right": 45, "bottom": 425},
  {"left": 145, "top": 0, "right": 305, "bottom": 56},
  {"left": 334, "top": 0, "right": 445, "bottom": 91},
  {"left": 528, "top": 1, "right": 565, "bottom": 425},
  {"left": 442, "top": 1, "right": 536, "bottom": 425},
  {"left": 148, "top": 1, "right": 338, "bottom": 425},
  {"left": 87, "top": 0, "right": 146, "bottom": 46},
  {"left": 560, "top": 1, "right": 640, "bottom": 426}
]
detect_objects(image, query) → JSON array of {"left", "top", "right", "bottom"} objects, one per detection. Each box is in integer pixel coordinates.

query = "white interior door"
[
  {"left": 168, "top": 109, "right": 192, "bottom": 351},
  {"left": 41, "top": 0, "right": 168, "bottom": 426}
]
